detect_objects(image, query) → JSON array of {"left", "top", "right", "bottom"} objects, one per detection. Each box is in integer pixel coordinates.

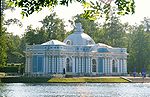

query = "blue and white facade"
[{"left": 25, "top": 23, "right": 128, "bottom": 76}]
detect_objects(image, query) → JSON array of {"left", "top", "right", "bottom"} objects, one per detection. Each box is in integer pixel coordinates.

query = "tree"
[
  {"left": 0, "top": 0, "right": 7, "bottom": 67},
  {"left": 6, "top": 34, "right": 24, "bottom": 63},
  {"left": 24, "top": 25, "right": 37, "bottom": 45},
  {"left": 127, "top": 24, "right": 150, "bottom": 72},
  {"left": 24, "top": 13, "right": 66, "bottom": 45},
  {"left": 1, "top": 0, "right": 23, "bottom": 67},
  {"left": 24, "top": 26, "right": 48, "bottom": 45},
  {"left": 41, "top": 12, "right": 66, "bottom": 41},
  {"left": 100, "top": 15, "right": 126, "bottom": 47},
  {"left": 0, "top": 26, "right": 7, "bottom": 67},
  {"left": 7, "top": 0, "right": 135, "bottom": 20}
]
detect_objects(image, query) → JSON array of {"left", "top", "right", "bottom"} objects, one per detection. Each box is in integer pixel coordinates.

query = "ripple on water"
[{"left": 0, "top": 83, "right": 150, "bottom": 97}]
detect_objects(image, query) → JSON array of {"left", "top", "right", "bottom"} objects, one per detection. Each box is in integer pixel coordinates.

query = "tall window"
[
  {"left": 112, "top": 60, "right": 117, "bottom": 73},
  {"left": 32, "top": 55, "right": 43, "bottom": 72},
  {"left": 92, "top": 59, "right": 97, "bottom": 72},
  {"left": 66, "top": 58, "right": 72, "bottom": 72}
]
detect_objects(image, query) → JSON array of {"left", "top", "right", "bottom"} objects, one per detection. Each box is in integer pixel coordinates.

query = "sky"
[{"left": 4, "top": 0, "right": 150, "bottom": 36}]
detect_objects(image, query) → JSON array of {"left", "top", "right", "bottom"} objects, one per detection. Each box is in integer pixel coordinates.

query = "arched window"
[
  {"left": 92, "top": 59, "right": 97, "bottom": 72},
  {"left": 66, "top": 58, "right": 72, "bottom": 72},
  {"left": 66, "top": 40, "right": 72, "bottom": 45},
  {"left": 89, "top": 40, "right": 92, "bottom": 45},
  {"left": 112, "top": 60, "right": 117, "bottom": 73}
]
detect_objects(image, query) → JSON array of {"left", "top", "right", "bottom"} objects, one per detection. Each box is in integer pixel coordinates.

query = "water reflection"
[{"left": 0, "top": 83, "right": 150, "bottom": 97}]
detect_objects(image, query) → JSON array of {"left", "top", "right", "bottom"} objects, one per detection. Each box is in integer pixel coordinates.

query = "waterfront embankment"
[
  {"left": 1, "top": 76, "right": 150, "bottom": 83},
  {"left": 0, "top": 76, "right": 129, "bottom": 83}
]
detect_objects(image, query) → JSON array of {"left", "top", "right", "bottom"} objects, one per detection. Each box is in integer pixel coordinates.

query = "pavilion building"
[{"left": 24, "top": 23, "right": 128, "bottom": 76}]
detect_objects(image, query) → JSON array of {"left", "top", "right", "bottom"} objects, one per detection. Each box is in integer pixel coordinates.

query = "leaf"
[{"left": 83, "top": 2, "right": 91, "bottom": 8}]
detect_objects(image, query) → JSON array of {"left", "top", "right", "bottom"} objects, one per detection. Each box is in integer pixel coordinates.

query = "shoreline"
[{"left": 1, "top": 76, "right": 150, "bottom": 83}]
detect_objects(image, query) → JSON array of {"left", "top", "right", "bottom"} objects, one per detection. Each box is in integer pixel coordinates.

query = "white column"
[
  {"left": 47, "top": 56, "right": 49, "bottom": 74},
  {"left": 60, "top": 56, "right": 63, "bottom": 73},
  {"left": 47, "top": 55, "right": 49, "bottom": 74},
  {"left": 28, "top": 57, "right": 31, "bottom": 73},
  {"left": 74, "top": 57, "right": 76, "bottom": 73},
  {"left": 105, "top": 58, "right": 107, "bottom": 74},
  {"left": 54, "top": 56, "right": 56, "bottom": 73},
  {"left": 62, "top": 56, "right": 65, "bottom": 71},
  {"left": 115, "top": 59, "right": 117, "bottom": 73},
  {"left": 25, "top": 57, "right": 28, "bottom": 73},
  {"left": 83, "top": 56, "right": 86, "bottom": 74},
  {"left": 117, "top": 59, "right": 119, "bottom": 73},
  {"left": 87, "top": 57, "right": 90, "bottom": 73},
  {"left": 82, "top": 57, "right": 84, "bottom": 73},
  {"left": 124, "top": 59, "right": 127, "bottom": 73},
  {"left": 107, "top": 58, "right": 109, "bottom": 74},
  {"left": 122, "top": 59, "right": 125, "bottom": 73},
  {"left": 120, "top": 59, "right": 122, "bottom": 73},
  {"left": 89, "top": 57, "right": 91, "bottom": 73},
  {"left": 52, "top": 56, "right": 54, "bottom": 73},
  {"left": 55, "top": 56, "right": 57, "bottom": 73},
  {"left": 62, "top": 56, "right": 64, "bottom": 73},
  {"left": 78, "top": 57, "right": 81, "bottom": 73},
  {"left": 43, "top": 56, "right": 45, "bottom": 74},
  {"left": 56, "top": 56, "right": 58, "bottom": 73},
  {"left": 96, "top": 58, "right": 98, "bottom": 74},
  {"left": 86, "top": 57, "right": 88, "bottom": 73},
  {"left": 76, "top": 57, "right": 79, "bottom": 73},
  {"left": 109, "top": 58, "right": 112, "bottom": 73},
  {"left": 56, "top": 56, "right": 59, "bottom": 73},
  {"left": 103, "top": 58, "right": 105, "bottom": 73},
  {"left": 58, "top": 56, "right": 60, "bottom": 73},
  {"left": 106, "top": 58, "right": 108, "bottom": 74},
  {"left": 72, "top": 57, "right": 75, "bottom": 73},
  {"left": 80, "top": 57, "right": 82, "bottom": 73},
  {"left": 48, "top": 56, "right": 50, "bottom": 73},
  {"left": 49, "top": 56, "right": 52, "bottom": 73}
]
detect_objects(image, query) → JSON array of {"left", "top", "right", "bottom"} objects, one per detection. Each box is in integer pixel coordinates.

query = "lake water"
[{"left": 0, "top": 83, "right": 150, "bottom": 97}]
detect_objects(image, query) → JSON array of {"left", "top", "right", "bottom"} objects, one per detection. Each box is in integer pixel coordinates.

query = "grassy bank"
[
  {"left": 1, "top": 77, "right": 129, "bottom": 83},
  {"left": 48, "top": 77, "right": 129, "bottom": 83}
]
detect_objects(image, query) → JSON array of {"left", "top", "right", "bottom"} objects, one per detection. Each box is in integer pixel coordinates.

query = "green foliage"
[
  {"left": 7, "top": 0, "right": 135, "bottom": 20},
  {"left": 25, "top": 26, "right": 48, "bottom": 45},
  {"left": 1, "top": 2, "right": 24, "bottom": 66},
  {"left": 81, "top": 1, "right": 111, "bottom": 20},
  {"left": 24, "top": 12, "right": 66, "bottom": 45},
  {"left": 4, "top": 34, "right": 25, "bottom": 64},
  {"left": 115, "top": 0, "right": 135, "bottom": 15},
  {"left": 41, "top": 12, "right": 66, "bottom": 41},
  {"left": 0, "top": 66, "right": 18, "bottom": 73},
  {"left": 127, "top": 24, "right": 150, "bottom": 72},
  {"left": 100, "top": 15, "right": 126, "bottom": 47},
  {"left": 0, "top": 24, "right": 7, "bottom": 67},
  {"left": 4, "top": 18, "right": 23, "bottom": 27}
]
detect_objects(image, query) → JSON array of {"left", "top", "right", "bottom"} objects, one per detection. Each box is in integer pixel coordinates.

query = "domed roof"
[
  {"left": 41, "top": 40, "right": 66, "bottom": 45},
  {"left": 64, "top": 23, "right": 95, "bottom": 45}
]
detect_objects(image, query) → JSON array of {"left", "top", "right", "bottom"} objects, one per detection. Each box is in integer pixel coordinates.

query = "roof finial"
[{"left": 74, "top": 22, "right": 84, "bottom": 33}]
